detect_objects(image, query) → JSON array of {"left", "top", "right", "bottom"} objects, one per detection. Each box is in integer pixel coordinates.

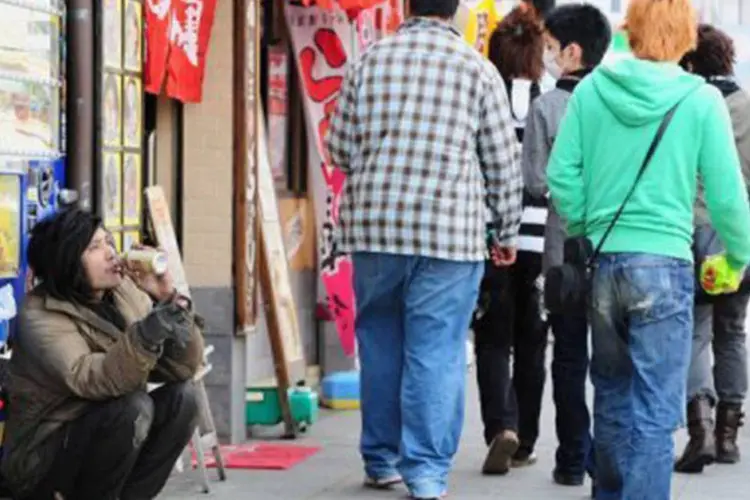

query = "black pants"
[
  {"left": 473, "top": 252, "right": 547, "bottom": 451},
  {"left": 550, "top": 311, "right": 594, "bottom": 477},
  {"left": 24, "top": 382, "right": 199, "bottom": 500}
]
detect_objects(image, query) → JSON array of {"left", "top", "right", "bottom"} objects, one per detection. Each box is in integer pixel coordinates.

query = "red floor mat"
[{"left": 192, "top": 443, "right": 320, "bottom": 470}]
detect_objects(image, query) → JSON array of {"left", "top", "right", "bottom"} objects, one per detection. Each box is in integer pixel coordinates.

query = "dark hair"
[
  {"left": 409, "top": 0, "right": 459, "bottom": 19},
  {"left": 545, "top": 4, "right": 612, "bottom": 67},
  {"left": 27, "top": 208, "right": 102, "bottom": 303},
  {"left": 524, "top": 0, "right": 556, "bottom": 17},
  {"left": 679, "top": 24, "right": 736, "bottom": 78},
  {"left": 489, "top": 5, "right": 545, "bottom": 81}
]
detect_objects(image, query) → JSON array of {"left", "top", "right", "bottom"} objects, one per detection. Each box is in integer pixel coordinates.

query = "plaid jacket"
[{"left": 326, "top": 17, "right": 522, "bottom": 262}]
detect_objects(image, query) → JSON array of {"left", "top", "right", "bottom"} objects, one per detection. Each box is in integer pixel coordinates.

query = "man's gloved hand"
[
  {"left": 700, "top": 254, "right": 744, "bottom": 296},
  {"left": 136, "top": 299, "right": 194, "bottom": 352}
]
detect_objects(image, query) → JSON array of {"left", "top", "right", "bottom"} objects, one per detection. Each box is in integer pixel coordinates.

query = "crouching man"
[{"left": 0, "top": 208, "right": 204, "bottom": 500}]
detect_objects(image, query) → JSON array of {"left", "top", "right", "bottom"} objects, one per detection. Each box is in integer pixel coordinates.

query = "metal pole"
[{"left": 66, "top": 0, "right": 95, "bottom": 211}]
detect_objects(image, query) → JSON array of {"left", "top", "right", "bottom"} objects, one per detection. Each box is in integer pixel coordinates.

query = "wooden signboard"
[
  {"left": 144, "top": 186, "right": 190, "bottom": 298},
  {"left": 233, "top": 0, "right": 260, "bottom": 334},
  {"left": 257, "top": 108, "right": 307, "bottom": 437}
]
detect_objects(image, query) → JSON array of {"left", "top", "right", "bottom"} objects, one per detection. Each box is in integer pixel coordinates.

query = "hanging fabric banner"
[
  {"left": 165, "top": 0, "right": 218, "bottom": 102},
  {"left": 285, "top": 4, "right": 357, "bottom": 356},
  {"left": 144, "top": 0, "right": 218, "bottom": 103},
  {"left": 145, "top": 0, "right": 173, "bottom": 95}
]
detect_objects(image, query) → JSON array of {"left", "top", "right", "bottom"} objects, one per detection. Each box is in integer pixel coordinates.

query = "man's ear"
[{"left": 569, "top": 42, "right": 585, "bottom": 67}]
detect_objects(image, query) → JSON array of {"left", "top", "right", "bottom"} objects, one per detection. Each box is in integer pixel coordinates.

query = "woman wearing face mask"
[
  {"left": 472, "top": 2, "right": 548, "bottom": 476},
  {"left": 546, "top": 1, "right": 750, "bottom": 497}
]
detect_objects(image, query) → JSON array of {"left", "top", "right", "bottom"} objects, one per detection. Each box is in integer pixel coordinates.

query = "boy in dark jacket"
[{"left": 521, "top": 3, "right": 611, "bottom": 489}]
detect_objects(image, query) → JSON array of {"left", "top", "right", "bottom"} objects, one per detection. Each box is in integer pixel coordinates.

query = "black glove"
[{"left": 136, "top": 300, "right": 193, "bottom": 351}]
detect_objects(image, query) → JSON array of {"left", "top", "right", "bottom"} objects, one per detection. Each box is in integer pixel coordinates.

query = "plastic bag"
[{"left": 0, "top": 285, "right": 16, "bottom": 322}]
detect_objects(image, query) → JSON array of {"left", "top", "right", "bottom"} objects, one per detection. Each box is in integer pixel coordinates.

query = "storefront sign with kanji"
[
  {"left": 286, "top": 4, "right": 356, "bottom": 356},
  {"left": 145, "top": 0, "right": 217, "bottom": 103}
]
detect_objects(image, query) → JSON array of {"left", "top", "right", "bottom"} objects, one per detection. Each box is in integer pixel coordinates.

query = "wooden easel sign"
[{"left": 257, "top": 108, "right": 307, "bottom": 437}]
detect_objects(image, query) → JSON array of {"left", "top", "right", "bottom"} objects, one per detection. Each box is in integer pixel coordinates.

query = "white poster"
[{"left": 285, "top": 4, "right": 358, "bottom": 357}]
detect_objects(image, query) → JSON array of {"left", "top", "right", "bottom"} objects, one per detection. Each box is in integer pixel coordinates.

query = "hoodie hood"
[{"left": 592, "top": 57, "right": 705, "bottom": 127}]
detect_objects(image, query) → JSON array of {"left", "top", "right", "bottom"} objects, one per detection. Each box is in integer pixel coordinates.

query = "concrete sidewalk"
[{"left": 162, "top": 366, "right": 749, "bottom": 499}]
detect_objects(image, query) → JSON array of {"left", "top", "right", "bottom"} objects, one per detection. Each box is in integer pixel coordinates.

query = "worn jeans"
[
  {"left": 473, "top": 252, "right": 547, "bottom": 450},
  {"left": 687, "top": 292, "right": 750, "bottom": 405},
  {"left": 23, "top": 382, "right": 199, "bottom": 500},
  {"left": 590, "top": 254, "right": 693, "bottom": 500},
  {"left": 353, "top": 252, "right": 483, "bottom": 499},
  {"left": 550, "top": 310, "right": 594, "bottom": 478}
]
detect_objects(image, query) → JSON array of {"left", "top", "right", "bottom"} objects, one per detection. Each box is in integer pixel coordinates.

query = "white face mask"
[{"left": 543, "top": 49, "right": 562, "bottom": 80}]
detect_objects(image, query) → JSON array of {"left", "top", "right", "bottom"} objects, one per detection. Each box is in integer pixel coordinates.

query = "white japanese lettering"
[{"left": 170, "top": 0, "right": 203, "bottom": 66}]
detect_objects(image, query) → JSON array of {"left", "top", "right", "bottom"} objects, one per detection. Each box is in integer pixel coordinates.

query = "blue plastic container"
[{"left": 322, "top": 371, "right": 360, "bottom": 410}]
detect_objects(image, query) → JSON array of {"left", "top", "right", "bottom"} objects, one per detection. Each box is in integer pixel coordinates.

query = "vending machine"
[{"left": 0, "top": 0, "right": 67, "bottom": 345}]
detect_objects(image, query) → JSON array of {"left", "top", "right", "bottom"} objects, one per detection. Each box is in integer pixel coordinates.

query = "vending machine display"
[{"left": 0, "top": 0, "right": 66, "bottom": 345}]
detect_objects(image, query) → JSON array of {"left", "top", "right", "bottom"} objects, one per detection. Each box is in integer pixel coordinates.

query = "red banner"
[
  {"left": 145, "top": 0, "right": 218, "bottom": 103},
  {"left": 145, "top": 0, "right": 171, "bottom": 95}
]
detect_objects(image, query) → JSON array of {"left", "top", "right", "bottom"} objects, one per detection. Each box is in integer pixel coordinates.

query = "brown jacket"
[{"left": 0, "top": 279, "right": 204, "bottom": 495}]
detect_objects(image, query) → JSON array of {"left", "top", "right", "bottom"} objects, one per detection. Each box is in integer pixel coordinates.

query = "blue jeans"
[
  {"left": 590, "top": 254, "right": 693, "bottom": 500},
  {"left": 353, "top": 252, "right": 483, "bottom": 499}
]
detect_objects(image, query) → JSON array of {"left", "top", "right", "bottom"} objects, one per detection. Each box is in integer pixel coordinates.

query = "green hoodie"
[{"left": 547, "top": 58, "right": 750, "bottom": 269}]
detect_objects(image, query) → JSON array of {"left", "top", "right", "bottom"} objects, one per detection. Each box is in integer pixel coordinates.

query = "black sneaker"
[{"left": 553, "top": 469, "right": 585, "bottom": 486}]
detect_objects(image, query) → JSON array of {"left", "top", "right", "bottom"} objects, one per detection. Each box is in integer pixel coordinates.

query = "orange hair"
[{"left": 625, "top": 0, "right": 698, "bottom": 62}]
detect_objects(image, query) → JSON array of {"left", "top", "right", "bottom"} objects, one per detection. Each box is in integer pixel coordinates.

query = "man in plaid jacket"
[{"left": 326, "top": 1, "right": 522, "bottom": 498}]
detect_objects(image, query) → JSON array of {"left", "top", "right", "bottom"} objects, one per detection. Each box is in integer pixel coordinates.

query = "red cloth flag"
[
  {"left": 144, "top": 0, "right": 218, "bottom": 103},
  {"left": 165, "top": 0, "right": 218, "bottom": 103},
  {"left": 144, "top": 0, "right": 172, "bottom": 95}
]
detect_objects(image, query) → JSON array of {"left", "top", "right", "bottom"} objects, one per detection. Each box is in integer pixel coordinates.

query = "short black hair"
[
  {"left": 545, "top": 4, "right": 612, "bottom": 68},
  {"left": 27, "top": 208, "right": 102, "bottom": 303},
  {"left": 524, "top": 0, "right": 556, "bottom": 17},
  {"left": 409, "top": 0, "right": 459, "bottom": 19},
  {"left": 679, "top": 24, "right": 736, "bottom": 78}
]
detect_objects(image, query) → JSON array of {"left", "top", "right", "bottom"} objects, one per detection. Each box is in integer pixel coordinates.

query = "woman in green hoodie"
[{"left": 546, "top": 0, "right": 750, "bottom": 498}]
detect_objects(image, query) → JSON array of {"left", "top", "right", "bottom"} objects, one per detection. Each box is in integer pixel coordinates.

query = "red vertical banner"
[
  {"left": 144, "top": 0, "right": 218, "bottom": 103},
  {"left": 165, "top": 0, "right": 218, "bottom": 103},
  {"left": 144, "top": 0, "right": 172, "bottom": 94},
  {"left": 268, "top": 45, "right": 289, "bottom": 186}
]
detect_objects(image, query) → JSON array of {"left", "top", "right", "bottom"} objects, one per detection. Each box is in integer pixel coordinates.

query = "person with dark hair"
[
  {"left": 473, "top": 2, "right": 548, "bottom": 476},
  {"left": 326, "top": 0, "right": 522, "bottom": 498},
  {"left": 547, "top": 0, "right": 750, "bottom": 497},
  {"left": 407, "top": 0, "right": 458, "bottom": 18},
  {"left": 523, "top": 0, "right": 556, "bottom": 18},
  {"left": 675, "top": 23, "right": 750, "bottom": 474},
  {"left": 522, "top": 4, "right": 611, "bottom": 491},
  {"left": 0, "top": 208, "right": 205, "bottom": 499}
]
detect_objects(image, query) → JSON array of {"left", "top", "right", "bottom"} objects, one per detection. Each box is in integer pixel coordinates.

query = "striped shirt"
[{"left": 506, "top": 77, "right": 549, "bottom": 254}]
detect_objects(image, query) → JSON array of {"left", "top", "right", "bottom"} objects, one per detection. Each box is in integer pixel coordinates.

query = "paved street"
[{"left": 162, "top": 355, "right": 750, "bottom": 499}]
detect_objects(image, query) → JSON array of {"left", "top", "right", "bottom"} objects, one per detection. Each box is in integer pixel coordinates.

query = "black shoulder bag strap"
[{"left": 586, "top": 101, "right": 683, "bottom": 266}]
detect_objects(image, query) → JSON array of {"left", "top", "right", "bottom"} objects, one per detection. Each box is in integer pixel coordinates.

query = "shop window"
[{"left": 97, "top": 0, "right": 146, "bottom": 253}]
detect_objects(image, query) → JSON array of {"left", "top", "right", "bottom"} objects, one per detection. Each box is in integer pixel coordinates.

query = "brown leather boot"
[
  {"left": 716, "top": 402, "right": 744, "bottom": 464},
  {"left": 675, "top": 397, "right": 716, "bottom": 473}
]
